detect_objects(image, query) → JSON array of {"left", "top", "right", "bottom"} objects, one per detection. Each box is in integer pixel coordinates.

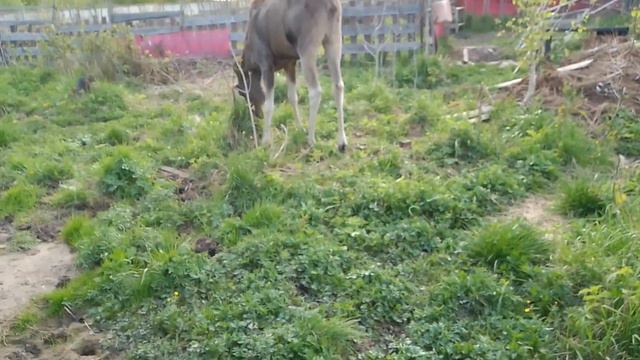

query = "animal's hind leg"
[
  {"left": 261, "top": 68, "right": 275, "bottom": 146},
  {"left": 324, "top": 36, "right": 347, "bottom": 152},
  {"left": 285, "top": 62, "right": 303, "bottom": 129},
  {"left": 300, "top": 51, "right": 321, "bottom": 147}
]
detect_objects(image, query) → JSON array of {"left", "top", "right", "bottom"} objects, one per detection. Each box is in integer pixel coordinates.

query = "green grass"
[{"left": 1, "top": 58, "right": 638, "bottom": 359}]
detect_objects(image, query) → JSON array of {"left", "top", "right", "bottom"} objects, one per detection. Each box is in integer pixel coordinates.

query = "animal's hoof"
[{"left": 338, "top": 143, "right": 347, "bottom": 153}]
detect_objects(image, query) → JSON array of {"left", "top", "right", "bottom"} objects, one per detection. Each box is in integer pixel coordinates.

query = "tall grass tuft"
[{"left": 467, "top": 220, "right": 550, "bottom": 277}]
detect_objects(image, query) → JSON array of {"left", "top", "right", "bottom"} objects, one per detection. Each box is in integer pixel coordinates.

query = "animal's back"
[{"left": 248, "top": 0, "right": 341, "bottom": 58}]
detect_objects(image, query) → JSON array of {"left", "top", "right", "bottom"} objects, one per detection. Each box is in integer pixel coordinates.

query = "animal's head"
[{"left": 234, "top": 60, "right": 265, "bottom": 118}]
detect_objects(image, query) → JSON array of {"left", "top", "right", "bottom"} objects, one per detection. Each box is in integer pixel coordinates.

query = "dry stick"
[
  {"left": 271, "top": 124, "right": 289, "bottom": 161},
  {"left": 229, "top": 44, "right": 259, "bottom": 149}
]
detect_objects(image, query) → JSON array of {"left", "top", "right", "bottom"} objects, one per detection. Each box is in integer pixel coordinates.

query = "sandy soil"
[{"left": 0, "top": 242, "right": 76, "bottom": 329}]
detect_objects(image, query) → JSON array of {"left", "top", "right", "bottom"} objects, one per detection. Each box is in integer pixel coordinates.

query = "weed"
[
  {"left": 607, "top": 109, "right": 640, "bottom": 157},
  {"left": 61, "top": 216, "right": 95, "bottom": 247},
  {"left": 430, "top": 124, "right": 495, "bottom": 164},
  {"left": 243, "top": 203, "right": 283, "bottom": 229},
  {"left": 0, "top": 122, "right": 18, "bottom": 148},
  {"left": 102, "top": 126, "right": 130, "bottom": 145},
  {"left": 98, "top": 148, "right": 151, "bottom": 200},
  {"left": 31, "top": 161, "right": 74, "bottom": 188},
  {"left": 0, "top": 183, "right": 39, "bottom": 219},
  {"left": 9, "top": 231, "right": 38, "bottom": 252},
  {"left": 466, "top": 220, "right": 550, "bottom": 277},
  {"left": 51, "top": 188, "right": 91, "bottom": 209},
  {"left": 557, "top": 178, "right": 608, "bottom": 218}
]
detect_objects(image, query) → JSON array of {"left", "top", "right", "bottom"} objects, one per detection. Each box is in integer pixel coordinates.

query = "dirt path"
[
  {"left": 498, "top": 195, "right": 568, "bottom": 241},
  {"left": 0, "top": 242, "right": 76, "bottom": 329}
]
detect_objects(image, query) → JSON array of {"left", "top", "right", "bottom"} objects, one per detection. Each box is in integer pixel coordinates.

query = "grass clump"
[
  {"left": 9, "top": 231, "right": 38, "bottom": 252},
  {"left": 102, "top": 126, "right": 130, "bottom": 145},
  {"left": 430, "top": 124, "right": 495, "bottom": 164},
  {"left": 608, "top": 109, "right": 640, "bottom": 157},
  {"left": 31, "top": 161, "right": 74, "bottom": 188},
  {"left": 557, "top": 178, "right": 608, "bottom": 218},
  {"left": 61, "top": 216, "right": 95, "bottom": 247},
  {"left": 0, "top": 122, "right": 18, "bottom": 148},
  {"left": 0, "top": 183, "right": 39, "bottom": 219},
  {"left": 99, "top": 148, "right": 151, "bottom": 200},
  {"left": 467, "top": 220, "right": 550, "bottom": 276},
  {"left": 51, "top": 188, "right": 91, "bottom": 209}
]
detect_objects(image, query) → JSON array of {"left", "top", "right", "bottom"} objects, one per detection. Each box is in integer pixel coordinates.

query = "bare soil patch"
[
  {"left": 498, "top": 195, "right": 568, "bottom": 241},
  {"left": 0, "top": 242, "right": 76, "bottom": 329}
]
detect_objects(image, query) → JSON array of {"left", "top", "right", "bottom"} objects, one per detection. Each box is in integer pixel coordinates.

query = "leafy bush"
[
  {"left": 466, "top": 220, "right": 550, "bottom": 277},
  {"left": 558, "top": 178, "right": 608, "bottom": 218},
  {"left": 98, "top": 149, "right": 151, "bottom": 200}
]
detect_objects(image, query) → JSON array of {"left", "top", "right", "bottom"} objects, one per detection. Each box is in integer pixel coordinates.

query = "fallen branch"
[
  {"left": 557, "top": 58, "right": 594, "bottom": 73},
  {"left": 445, "top": 105, "right": 493, "bottom": 123}
]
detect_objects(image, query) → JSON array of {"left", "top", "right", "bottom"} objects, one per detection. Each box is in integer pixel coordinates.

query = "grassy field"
[{"left": 1, "top": 48, "right": 640, "bottom": 359}]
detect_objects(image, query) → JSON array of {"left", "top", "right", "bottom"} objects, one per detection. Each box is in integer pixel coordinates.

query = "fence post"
[{"left": 423, "top": 0, "right": 433, "bottom": 55}]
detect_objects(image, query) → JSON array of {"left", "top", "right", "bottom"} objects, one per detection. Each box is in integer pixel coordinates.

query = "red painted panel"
[
  {"left": 461, "top": 0, "right": 518, "bottom": 17},
  {"left": 135, "top": 28, "right": 231, "bottom": 59}
]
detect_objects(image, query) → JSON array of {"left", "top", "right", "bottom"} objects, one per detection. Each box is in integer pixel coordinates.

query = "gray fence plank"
[
  {"left": 183, "top": 13, "right": 249, "bottom": 27},
  {"left": 111, "top": 10, "right": 182, "bottom": 23},
  {"left": 343, "top": 3, "right": 421, "bottom": 17},
  {"left": 342, "top": 23, "right": 419, "bottom": 37},
  {"left": 343, "top": 41, "right": 421, "bottom": 54},
  {"left": 133, "top": 26, "right": 181, "bottom": 36},
  {"left": 0, "top": 32, "right": 47, "bottom": 41}
]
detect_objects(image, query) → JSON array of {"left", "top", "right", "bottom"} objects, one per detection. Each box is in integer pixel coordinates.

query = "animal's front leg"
[
  {"left": 288, "top": 78, "right": 303, "bottom": 129},
  {"left": 285, "top": 63, "right": 303, "bottom": 129},
  {"left": 261, "top": 70, "right": 275, "bottom": 146},
  {"left": 301, "top": 56, "right": 321, "bottom": 147}
]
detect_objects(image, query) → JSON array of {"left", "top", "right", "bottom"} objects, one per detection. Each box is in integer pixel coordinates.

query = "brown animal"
[{"left": 234, "top": 0, "right": 348, "bottom": 151}]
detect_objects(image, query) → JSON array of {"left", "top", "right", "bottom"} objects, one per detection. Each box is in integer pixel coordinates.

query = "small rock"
[
  {"left": 194, "top": 238, "right": 219, "bottom": 257},
  {"left": 24, "top": 342, "right": 41, "bottom": 356},
  {"left": 72, "top": 337, "right": 100, "bottom": 356},
  {"left": 7, "top": 350, "right": 28, "bottom": 360},
  {"left": 43, "top": 329, "right": 69, "bottom": 345},
  {"left": 55, "top": 275, "right": 71, "bottom": 289},
  {"left": 399, "top": 140, "right": 412, "bottom": 149}
]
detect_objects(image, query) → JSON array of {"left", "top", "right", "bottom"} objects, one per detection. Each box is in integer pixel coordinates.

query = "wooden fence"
[{"left": 0, "top": 0, "right": 434, "bottom": 64}]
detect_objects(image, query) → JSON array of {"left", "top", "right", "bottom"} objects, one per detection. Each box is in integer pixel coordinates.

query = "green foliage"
[
  {"left": 0, "top": 183, "right": 39, "bottom": 218},
  {"left": 98, "top": 149, "right": 151, "bottom": 200},
  {"left": 9, "top": 231, "right": 38, "bottom": 252},
  {"left": 51, "top": 188, "right": 91, "bottom": 209},
  {"left": 467, "top": 220, "right": 550, "bottom": 277},
  {"left": 102, "top": 126, "right": 130, "bottom": 145},
  {"left": 565, "top": 267, "right": 640, "bottom": 359},
  {"left": 61, "top": 216, "right": 95, "bottom": 247},
  {"left": 2, "top": 62, "right": 636, "bottom": 360},
  {"left": 395, "top": 55, "right": 446, "bottom": 89},
  {"left": 0, "top": 122, "right": 18, "bottom": 148},
  {"left": 30, "top": 161, "right": 74, "bottom": 188},
  {"left": 557, "top": 178, "right": 608, "bottom": 218},
  {"left": 78, "top": 83, "right": 128, "bottom": 123},
  {"left": 463, "top": 14, "right": 501, "bottom": 33},
  {"left": 243, "top": 203, "right": 283, "bottom": 229},
  {"left": 430, "top": 124, "right": 495, "bottom": 164},
  {"left": 607, "top": 109, "right": 640, "bottom": 157}
]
